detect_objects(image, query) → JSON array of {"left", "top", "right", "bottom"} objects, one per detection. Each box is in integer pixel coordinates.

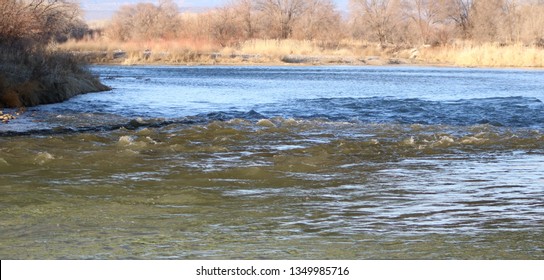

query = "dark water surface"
[{"left": 1, "top": 66, "right": 543, "bottom": 259}]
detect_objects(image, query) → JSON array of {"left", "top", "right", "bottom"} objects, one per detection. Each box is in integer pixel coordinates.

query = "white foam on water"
[
  {"left": 34, "top": 152, "right": 55, "bottom": 165},
  {"left": 118, "top": 135, "right": 134, "bottom": 146}
]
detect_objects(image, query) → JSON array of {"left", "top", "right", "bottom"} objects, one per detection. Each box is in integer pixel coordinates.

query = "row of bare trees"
[
  {"left": 103, "top": 0, "right": 544, "bottom": 47},
  {"left": 107, "top": 0, "right": 181, "bottom": 41},
  {"left": 351, "top": 0, "right": 544, "bottom": 45},
  {"left": 0, "top": 0, "right": 87, "bottom": 48},
  {"left": 106, "top": 0, "right": 344, "bottom": 46}
]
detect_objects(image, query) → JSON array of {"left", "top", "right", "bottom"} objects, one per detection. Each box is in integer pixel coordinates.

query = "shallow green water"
[{"left": 1, "top": 120, "right": 543, "bottom": 259}]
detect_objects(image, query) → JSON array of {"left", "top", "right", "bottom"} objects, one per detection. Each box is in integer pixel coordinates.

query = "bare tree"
[
  {"left": 520, "top": 1, "right": 544, "bottom": 46},
  {"left": 406, "top": 0, "right": 449, "bottom": 44},
  {"left": 131, "top": 3, "right": 162, "bottom": 40},
  {"left": 350, "top": 0, "right": 405, "bottom": 44},
  {"left": 107, "top": 0, "right": 181, "bottom": 41},
  {"left": 499, "top": 0, "right": 523, "bottom": 43},
  {"left": 107, "top": 5, "right": 133, "bottom": 41},
  {"left": 0, "top": 0, "right": 83, "bottom": 46},
  {"left": 230, "top": 0, "right": 259, "bottom": 39},
  {"left": 470, "top": 0, "right": 504, "bottom": 42},
  {"left": 256, "top": 0, "right": 309, "bottom": 39},
  {"left": 293, "top": 0, "right": 343, "bottom": 41},
  {"left": 157, "top": 0, "right": 182, "bottom": 39},
  {"left": 444, "top": 0, "right": 472, "bottom": 39},
  {"left": 210, "top": 6, "right": 242, "bottom": 47}
]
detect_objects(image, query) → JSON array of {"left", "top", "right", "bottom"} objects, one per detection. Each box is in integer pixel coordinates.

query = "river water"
[{"left": 1, "top": 66, "right": 543, "bottom": 259}]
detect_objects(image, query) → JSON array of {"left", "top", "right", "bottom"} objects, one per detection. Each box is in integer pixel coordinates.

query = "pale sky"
[{"left": 81, "top": 0, "right": 350, "bottom": 21}]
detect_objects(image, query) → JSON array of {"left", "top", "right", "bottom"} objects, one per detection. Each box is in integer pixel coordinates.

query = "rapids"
[{"left": 1, "top": 66, "right": 543, "bottom": 259}]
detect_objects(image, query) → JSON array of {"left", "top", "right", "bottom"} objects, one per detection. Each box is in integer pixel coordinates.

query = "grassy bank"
[
  {"left": 0, "top": 0, "right": 111, "bottom": 109},
  {"left": 0, "top": 46, "right": 110, "bottom": 108},
  {"left": 419, "top": 43, "right": 544, "bottom": 68},
  {"left": 59, "top": 38, "right": 412, "bottom": 66},
  {"left": 59, "top": 38, "right": 544, "bottom": 68}
]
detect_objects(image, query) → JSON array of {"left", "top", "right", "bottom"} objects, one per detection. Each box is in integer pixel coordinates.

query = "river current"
[{"left": 1, "top": 66, "right": 543, "bottom": 259}]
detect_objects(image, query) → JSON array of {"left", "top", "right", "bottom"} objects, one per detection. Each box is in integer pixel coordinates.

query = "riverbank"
[
  {"left": 0, "top": 0, "right": 112, "bottom": 109},
  {"left": 60, "top": 39, "right": 544, "bottom": 68},
  {"left": 0, "top": 47, "right": 110, "bottom": 108}
]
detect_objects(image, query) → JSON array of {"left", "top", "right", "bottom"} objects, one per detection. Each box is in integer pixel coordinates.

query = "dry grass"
[
  {"left": 419, "top": 42, "right": 544, "bottom": 68},
  {"left": 58, "top": 38, "right": 544, "bottom": 68},
  {"left": 59, "top": 38, "right": 219, "bottom": 64},
  {"left": 0, "top": 47, "right": 110, "bottom": 108},
  {"left": 60, "top": 38, "right": 396, "bottom": 65},
  {"left": 227, "top": 39, "right": 390, "bottom": 60},
  {"left": 235, "top": 39, "right": 322, "bottom": 57}
]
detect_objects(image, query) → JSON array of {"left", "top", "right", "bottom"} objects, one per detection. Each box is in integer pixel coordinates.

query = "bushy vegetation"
[
  {"left": 0, "top": 0, "right": 109, "bottom": 108},
  {"left": 61, "top": 0, "right": 544, "bottom": 67},
  {"left": 99, "top": 0, "right": 544, "bottom": 47}
]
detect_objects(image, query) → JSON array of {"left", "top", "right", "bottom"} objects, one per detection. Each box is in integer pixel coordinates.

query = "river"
[{"left": 1, "top": 65, "right": 543, "bottom": 259}]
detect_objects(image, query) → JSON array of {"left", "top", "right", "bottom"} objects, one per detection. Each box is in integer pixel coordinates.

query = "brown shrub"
[
  {"left": 0, "top": 1, "right": 109, "bottom": 108},
  {"left": 0, "top": 46, "right": 110, "bottom": 108},
  {"left": 0, "top": 90, "right": 23, "bottom": 108}
]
